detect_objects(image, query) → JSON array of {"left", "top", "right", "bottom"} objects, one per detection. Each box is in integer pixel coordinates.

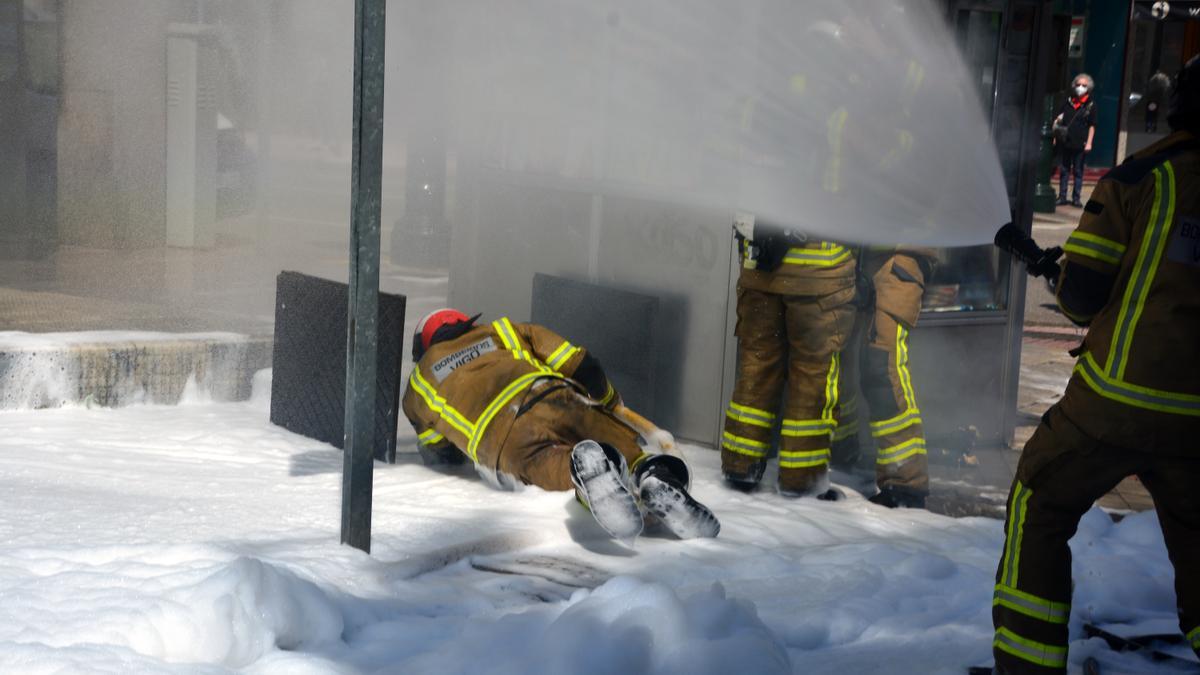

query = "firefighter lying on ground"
[
  {"left": 989, "top": 56, "right": 1200, "bottom": 674},
  {"left": 402, "top": 308, "right": 720, "bottom": 541}
]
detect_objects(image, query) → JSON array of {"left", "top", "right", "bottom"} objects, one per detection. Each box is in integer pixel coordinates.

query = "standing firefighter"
[
  {"left": 990, "top": 58, "right": 1200, "bottom": 674},
  {"left": 722, "top": 216, "right": 857, "bottom": 497},
  {"left": 832, "top": 246, "right": 935, "bottom": 509},
  {"left": 402, "top": 309, "right": 719, "bottom": 542}
]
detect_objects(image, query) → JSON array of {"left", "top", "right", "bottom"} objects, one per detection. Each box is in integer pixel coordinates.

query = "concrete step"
[{"left": 0, "top": 332, "right": 272, "bottom": 410}]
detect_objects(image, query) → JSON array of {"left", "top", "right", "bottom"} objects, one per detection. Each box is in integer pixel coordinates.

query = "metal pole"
[{"left": 342, "top": 0, "right": 386, "bottom": 554}]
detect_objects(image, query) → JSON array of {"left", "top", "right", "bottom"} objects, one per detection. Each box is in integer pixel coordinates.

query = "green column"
[
  {"left": 342, "top": 0, "right": 386, "bottom": 554},
  {"left": 1033, "top": 94, "right": 1057, "bottom": 213}
]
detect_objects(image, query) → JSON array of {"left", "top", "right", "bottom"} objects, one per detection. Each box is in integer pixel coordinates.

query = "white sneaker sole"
[
  {"left": 571, "top": 441, "right": 643, "bottom": 541},
  {"left": 640, "top": 476, "right": 720, "bottom": 539}
]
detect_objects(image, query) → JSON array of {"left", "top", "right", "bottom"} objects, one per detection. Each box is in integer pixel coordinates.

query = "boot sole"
[
  {"left": 571, "top": 441, "right": 643, "bottom": 541},
  {"left": 640, "top": 476, "right": 720, "bottom": 539}
]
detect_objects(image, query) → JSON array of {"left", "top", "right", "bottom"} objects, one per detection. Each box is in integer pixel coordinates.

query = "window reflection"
[
  {"left": 0, "top": 1, "right": 17, "bottom": 83},
  {"left": 924, "top": 244, "right": 1008, "bottom": 313},
  {"left": 918, "top": 8, "right": 1009, "bottom": 314},
  {"left": 22, "top": 0, "right": 58, "bottom": 93}
]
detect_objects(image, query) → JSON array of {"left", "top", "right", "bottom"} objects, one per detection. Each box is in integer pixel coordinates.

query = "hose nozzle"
[{"left": 994, "top": 222, "right": 1063, "bottom": 281}]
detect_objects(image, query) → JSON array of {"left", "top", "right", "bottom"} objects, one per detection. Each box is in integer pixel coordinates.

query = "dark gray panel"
[
  {"left": 907, "top": 320, "right": 1009, "bottom": 446},
  {"left": 269, "top": 271, "right": 406, "bottom": 462},
  {"left": 530, "top": 273, "right": 662, "bottom": 423}
]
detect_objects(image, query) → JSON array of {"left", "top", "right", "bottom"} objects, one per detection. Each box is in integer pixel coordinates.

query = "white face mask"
[{"left": 1074, "top": 84, "right": 1088, "bottom": 96}]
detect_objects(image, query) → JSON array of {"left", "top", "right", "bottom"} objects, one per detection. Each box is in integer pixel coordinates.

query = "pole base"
[{"left": 1033, "top": 187, "right": 1058, "bottom": 214}]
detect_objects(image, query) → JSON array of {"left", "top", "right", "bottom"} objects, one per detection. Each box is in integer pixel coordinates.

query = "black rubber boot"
[
  {"left": 722, "top": 460, "right": 766, "bottom": 492},
  {"left": 417, "top": 443, "right": 466, "bottom": 466},
  {"left": 868, "top": 484, "right": 928, "bottom": 509},
  {"left": 635, "top": 455, "right": 720, "bottom": 539}
]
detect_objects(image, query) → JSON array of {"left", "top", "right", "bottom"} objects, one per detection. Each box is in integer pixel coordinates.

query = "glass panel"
[
  {"left": 956, "top": 9, "right": 1002, "bottom": 119},
  {"left": 1122, "top": 17, "right": 1193, "bottom": 157},
  {"left": 3, "top": 0, "right": 358, "bottom": 333},
  {"left": 924, "top": 8, "right": 1008, "bottom": 314},
  {"left": 21, "top": 0, "right": 57, "bottom": 93},
  {"left": 0, "top": 1, "right": 18, "bottom": 82}
]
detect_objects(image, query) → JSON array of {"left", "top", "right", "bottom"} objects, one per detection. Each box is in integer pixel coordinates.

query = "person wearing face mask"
[{"left": 1052, "top": 74, "right": 1097, "bottom": 208}]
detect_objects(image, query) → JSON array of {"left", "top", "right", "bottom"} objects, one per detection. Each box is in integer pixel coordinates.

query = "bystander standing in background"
[{"left": 1053, "top": 74, "right": 1097, "bottom": 208}]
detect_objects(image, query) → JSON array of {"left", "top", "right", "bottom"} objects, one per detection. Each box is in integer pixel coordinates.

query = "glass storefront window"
[
  {"left": 921, "top": 7, "right": 1010, "bottom": 314},
  {"left": 21, "top": 0, "right": 58, "bottom": 93},
  {"left": 924, "top": 245, "right": 1009, "bottom": 313},
  {"left": 0, "top": 1, "right": 18, "bottom": 83},
  {"left": 1122, "top": 10, "right": 1200, "bottom": 158}
]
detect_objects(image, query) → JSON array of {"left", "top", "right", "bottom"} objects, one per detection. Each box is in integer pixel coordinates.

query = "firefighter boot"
[
  {"left": 868, "top": 483, "right": 927, "bottom": 509},
  {"left": 634, "top": 454, "right": 720, "bottom": 539},
  {"left": 570, "top": 441, "right": 644, "bottom": 541},
  {"left": 722, "top": 459, "right": 766, "bottom": 492}
]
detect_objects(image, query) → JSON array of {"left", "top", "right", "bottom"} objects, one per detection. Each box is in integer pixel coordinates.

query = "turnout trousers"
[
  {"left": 832, "top": 304, "right": 929, "bottom": 494},
  {"left": 992, "top": 404, "right": 1200, "bottom": 673},
  {"left": 488, "top": 379, "right": 644, "bottom": 491},
  {"left": 722, "top": 286, "right": 855, "bottom": 494}
]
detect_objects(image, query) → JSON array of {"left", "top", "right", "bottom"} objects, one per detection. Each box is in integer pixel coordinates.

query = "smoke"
[
  {"left": 12, "top": 0, "right": 1008, "bottom": 338},
  {"left": 396, "top": 0, "right": 1009, "bottom": 247}
]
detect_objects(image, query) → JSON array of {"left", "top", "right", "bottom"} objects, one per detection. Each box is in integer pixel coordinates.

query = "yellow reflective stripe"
[
  {"left": 1075, "top": 353, "right": 1200, "bottom": 416},
  {"left": 726, "top": 402, "right": 777, "bottom": 429},
  {"left": 1064, "top": 230, "right": 1127, "bottom": 265},
  {"left": 1107, "top": 163, "right": 1174, "bottom": 380},
  {"left": 877, "top": 129, "right": 913, "bottom": 171},
  {"left": 789, "top": 73, "right": 806, "bottom": 95},
  {"left": 492, "top": 318, "right": 516, "bottom": 350},
  {"left": 900, "top": 61, "right": 924, "bottom": 115},
  {"left": 993, "top": 627, "right": 1067, "bottom": 669},
  {"left": 598, "top": 381, "right": 616, "bottom": 406},
  {"left": 409, "top": 370, "right": 476, "bottom": 439},
  {"left": 721, "top": 431, "right": 769, "bottom": 458},
  {"left": 876, "top": 437, "right": 926, "bottom": 465},
  {"left": 1188, "top": 625, "right": 1200, "bottom": 650},
  {"left": 823, "top": 107, "right": 848, "bottom": 192},
  {"left": 783, "top": 246, "right": 853, "bottom": 267},
  {"left": 821, "top": 352, "right": 841, "bottom": 423},
  {"left": 493, "top": 317, "right": 529, "bottom": 362},
  {"left": 896, "top": 325, "right": 917, "bottom": 411},
  {"left": 833, "top": 420, "right": 858, "bottom": 441},
  {"left": 869, "top": 409, "right": 922, "bottom": 437},
  {"left": 468, "top": 372, "right": 558, "bottom": 462},
  {"left": 779, "top": 448, "right": 831, "bottom": 468},
  {"left": 546, "top": 341, "right": 580, "bottom": 371},
  {"left": 781, "top": 418, "right": 834, "bottom": 437},
  {"left": 492, "top": 317, "right": 557, "bottom": 373},
  {"left": 1001, "top": 482, "right": 1032, "bottom": 589},
  {"left": 993, "top": 583, "right": 1069, "bottom": 625},
  {"left": 840, "top": 395, "right": 858, "bottom": 416},
  {"left": 418, "top": 428, "right": 445, "bottom": 444}
]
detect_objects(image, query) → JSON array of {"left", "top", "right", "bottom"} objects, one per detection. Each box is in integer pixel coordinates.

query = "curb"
[
  {"left": 0, "top": 335, "right": 272, "bottom": 409},
  {"left": 1022, "top": 324, "right": 1085, "bottom": 341}
]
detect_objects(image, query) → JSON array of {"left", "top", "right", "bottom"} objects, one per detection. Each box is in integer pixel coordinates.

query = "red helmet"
[{"left": 412, "top": 308, "right": 476, "bottom": 360}]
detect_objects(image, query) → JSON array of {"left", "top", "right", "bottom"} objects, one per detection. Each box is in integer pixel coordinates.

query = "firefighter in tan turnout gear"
[
  {"left": 402, "top": 309, "right": 719, "bottom": 542},
  {"left": 989, "top": 58, "right": 1200, "bottom": 674},
  {"left": 832, "top": 246, "right": 935, "bottom": 509},
  {"left": 722, "top": 215, "right": 856, "bottom": 497}
]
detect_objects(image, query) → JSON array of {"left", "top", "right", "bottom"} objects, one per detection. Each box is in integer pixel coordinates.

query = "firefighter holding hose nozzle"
[{"left": 986, "top": 57, "right": 1200, "bottom": 674}]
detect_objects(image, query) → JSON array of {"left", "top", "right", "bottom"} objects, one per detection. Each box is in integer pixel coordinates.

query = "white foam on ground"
[{"left": 0, "top": 377, "right": 1191, "bottom": 673}]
